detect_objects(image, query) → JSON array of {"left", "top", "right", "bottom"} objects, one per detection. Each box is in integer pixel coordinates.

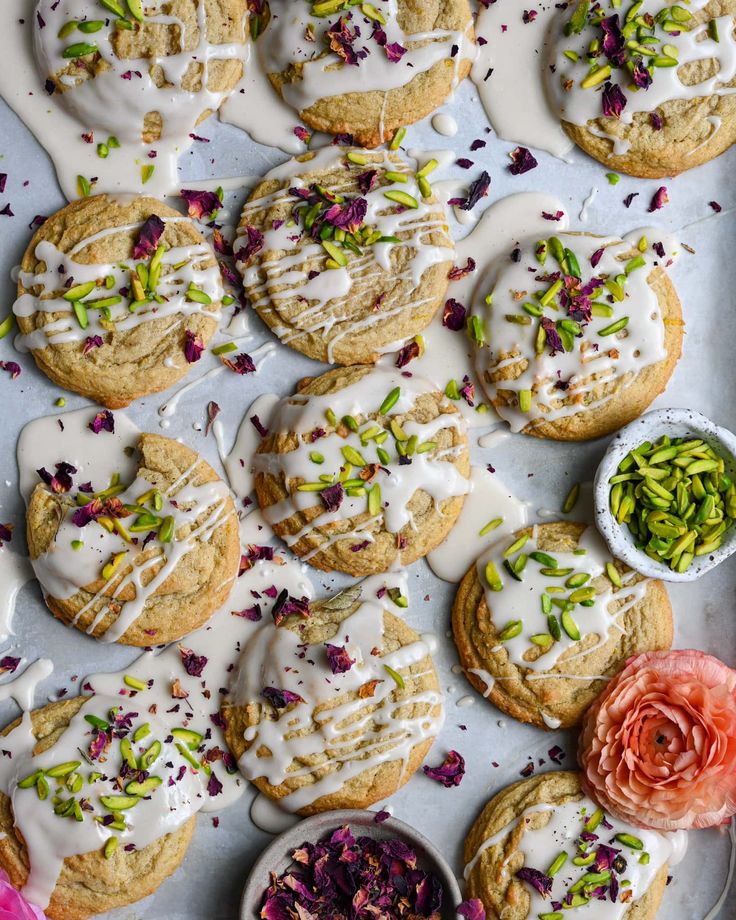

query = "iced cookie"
[
  {"left": 14, "top": 195, "right": 223, "bottom": 409},
  {"left": 546, "top": 0, "right": 736, "bottom": 178},
  {"left": 452, "top": 522, "right": 673, "bottom": 729},
  {"left": 471, "top": 232, "right": 683, "bottom": 441},
  {"left": 235, "top": 148, "right": 455, "bottom": 365},
  {"left": 256, "top": 0, "right": 474, "bottom": 147},
  {"left": 0, "top": 695, "right": 204, "bottom": 920},
  {"left": 26, "top": 432, "right": 240, "bottom": 646},
  {"left": 36, "top": 0, "right": 248, "bottom": 147},
  {"left": 463, "top": 771, "right": 680, "bottom": 920},
  {"left": 254, "top": 365, "right": 470, "bottom": 576},
  {"left": 222, "top": 582, "right": 443, "bottom": 815}
]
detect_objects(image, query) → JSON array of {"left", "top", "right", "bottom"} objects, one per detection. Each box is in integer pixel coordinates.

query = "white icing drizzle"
[
  {"left": 476, "top": 526, "right": 649, "bottom": 676},
  {"left": 432, "top": 112, "right": 459, "bottom": 137},
  {"left": 0, "top": 695, "right": 207, "bottom": 909},
  {"left": 249, "top": 791, "right": 301, "bottom": 834},
  {"left": 472, "top": 232, "right": 667, "bottom": 433},
  {"left": 0, "top": 550, "right": 35, "bottom": 645},
  {"left": 18, "top": 408, "right": 236, "bottom": 643},
  {"left": 229, "top": 573, "right": 445, "bottom": 813},
  {"left": 235, "top": 147, "right": 455, "bottom": 363},
  {"left": 471, "top": 2, "right": 575, "bottom": 159},
  {"left": 547, "top": 0, "right": 736, "bottom": 149},
  {"left": 222, "top": 394, "right": 281, "bottom": 502},
  {"left": 13, "top": 216, "right": 222, "bottom": 352},
  {"left": 426, "top": 466, "right": 530, "bottom": 583},
  {"left": 27, "top": 0, "right": 247, "bottom": 198},
  {"left": 257, "top": 0, "right": 474, "bottom": 131},
  {"left": 464, "top": 794, "right": 686, "bottom": 920},
  {"left": 0, "top": 659, "right": 53, "bottom": 711},
  {"left": 255, "top": 366, "right": 469, "bottom": 557}
]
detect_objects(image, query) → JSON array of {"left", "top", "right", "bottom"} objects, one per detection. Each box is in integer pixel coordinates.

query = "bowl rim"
[
  {"left": 593, "top": 407, "right": 736, "bottom": 582},
  {"left": 239, "top": 807, "right": 464, "bottom": 920}
]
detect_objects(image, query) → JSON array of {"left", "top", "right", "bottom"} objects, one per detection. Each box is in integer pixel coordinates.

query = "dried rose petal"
[
  {"left": 323, "top": 197, "right": 367, "bottom": 234},
  {"left": 89, "top": 410, "right": 114, "bottom": 434},
  {"left": 422, "top": 750, "right": 465, "bottom": 787},
  {"left": 442, "top": 298, "right": 467, "bottom": 331},
  {"left": 448, "top": 258, "right": 476, "bottom": 281},
  {"left": 0, "top": 361, "right": 21, "bottom": 379},
  {"left": 457, "top": 899, "right": 486, "bottom": 920},
  {"left": 133, "top": 215, "right": 165, "bottom": 260},
  {"left": 0, "top": 656, "right": 20, "bottom": 673},
  {"left": 516, "top": 866, "right": 553, "bottom": 898},
  {"left": 235, "top": 226, "right": 264, "bottom": 263},
  {"left": 508, "top": 146, "right": 538, "bottom": 175},
  {"left": 180, "top": 189, "right": 222, "bottom": 220},
  {"left": 262, "top": 687, "right": 304, "bottom": 709},
  {"left": 222, "top": 353, "right": 256, "bottom": 374},
  {"left": 179, "top": 645, "right": 207, "bottom": 677},
  {"left": 320, "top": 482, "right": 344, "bottom": 512},
  {"left": 542, "top": 210, "right": 564, "bottom": 221},
  {"left": 184, "top": 330, "right": 204, "bottom": 363},
  {"left": 83, "top": 335, "right": 103, "bottom": 355},
  {"left": 325, "top": 643, "right": 355, "bottom": 674},
  {"left": 648, "top": 186, "right": 669, "bottom": 212},
  {"left": 293, "top": 125, "right": 311, "bottom": 144},
  {"left": 396, "top": 340, "right": 420, "bottom": 368},
  {"left": 602, "top": 82, "right": 627, "bottom": 118},
  {"left": 0, "top": 523, "right": 12, "bottom": 547}
]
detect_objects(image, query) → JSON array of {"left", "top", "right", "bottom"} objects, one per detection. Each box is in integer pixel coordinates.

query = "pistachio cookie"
[
  {"left": 222, "top": 583, "right": 444, "bottom": 815},
  {"left": 452, "top": 522, "right": 673, "bottom": 729},
  {"left": 471, "top": 232, "right": 683, "bottom": 441},
  {"left": 546, "top": 0, "right": 736, "bottom": 178},
  {"left": 256, "top": 0, "right": 474, "bottom": 147},
  {"left": 0, "top": 695, "right": 203, "bottom": 920},
  {"left": 254, "top": 365, "right": 470, "bottom": 576},
  {"left": 235, "top": 148, "right": 455, "bottom": 365},
  {"left": 26, "top": 432, "right": 240, "bottom": 646},
  {"left": 14, "top": 194, "right": 223, "bottom": 409},
  {"left": 463, "top": 771, "right": 678, "bottom": 920},
  {"left": 36, "top": 0, "right": 248, "bottom": 146}
]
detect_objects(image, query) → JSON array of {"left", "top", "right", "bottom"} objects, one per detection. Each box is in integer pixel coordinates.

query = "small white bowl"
[
  {"left": 239, "top": 809, "right": 463, "bottom": 920},
  {"left": 593, "top": 408, "right": 736, "bottom": 582}
]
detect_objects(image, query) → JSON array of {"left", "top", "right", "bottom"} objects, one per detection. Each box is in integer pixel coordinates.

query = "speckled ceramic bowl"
[
  {"left": 239, "top": 809, "right": 464, "bottom": 920},
  {"left": 593, "top": 408, "right": 736, "bottom": 582}
]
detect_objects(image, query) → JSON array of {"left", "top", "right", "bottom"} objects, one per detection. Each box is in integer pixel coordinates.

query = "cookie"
[
  {"left": 15, "top": 194, "right": 223, "bottom": 409},
  {"left": 254, "top": 365, "right": 470, "bottom": 576},
  {"left": 0, "top": 695, "right": 202, "bottom": 920},
  {"left": 26, "top": 432, "right": 240, "bottom": 646},
  {"left": 463, "top": 771, "right": 674, "bottom": 920},
  {"left": 452, "top": 522, "right": 673, "bottom": 729},
  {"left": 222, "top": 581, "right": 443, "bottom": 814},
  {"left": 471, "top": 232, "right": 683, "bottom": 441},
  {"left": 235, "top": 148, "right": 455, "bottom": 365},
  {"left": 546, "top": 0, "right": 736, "bottom": 178},
  {"left": 36, "top": 0, "right": 248, "bottom": 146},
  {"left": 257, "top": 0, "right": 474, "bottom": 147}
]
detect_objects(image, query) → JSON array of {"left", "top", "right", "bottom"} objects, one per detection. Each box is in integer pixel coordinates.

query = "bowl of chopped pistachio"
[{"left": 593, "top": 408, "right": 736, "bottom": 582}]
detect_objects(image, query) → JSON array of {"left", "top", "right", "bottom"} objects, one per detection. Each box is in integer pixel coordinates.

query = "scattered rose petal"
[{"left": 422, "top": 750, "right": 465, "bottom": 787}]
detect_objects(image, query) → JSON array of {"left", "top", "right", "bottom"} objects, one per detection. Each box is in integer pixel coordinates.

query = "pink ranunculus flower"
[
  {"left": 0, "top": 869, "right": 46, "bottom": 920},
  {"left": 579, "top": 649, "right": 736, "bottom": 831}
]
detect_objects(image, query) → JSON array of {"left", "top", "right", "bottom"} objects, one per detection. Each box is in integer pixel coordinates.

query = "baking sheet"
[{"left": 0, "top": 52, "right": 735, "bottom": 920}]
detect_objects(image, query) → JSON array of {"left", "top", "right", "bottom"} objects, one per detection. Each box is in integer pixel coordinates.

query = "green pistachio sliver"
[
  {"left": 479, "top": 517, "right": 503, "bottom": 537},
  {"left": 547, "top": 851, "right": 568, "bottom": 877},
  {"left": 133, "top": 723, "right": 150, "bottom": 743},
  {"left": 141, "top": 740, "right": 162, "bottom": 769},
  {"left": 100, "top": 0, "right": 127, "bottom": 15},
  {"left": 126, "top": 0, "right": 144, "bottom": 21},
  {"left": 383, "top": 664, "right": 405, "bottom": 689},
  {"left": 341, "top": 445, "right": 367, "bottom": 467},
  {"left": 560, "top": 609, "right": 580, "bottom": 641},
  {"left": 615, "top": 832, "right": 644, "bottom": 850},
  {"left": 708, "top": 18, "right": 720, "bottom": 41},
  {"left": 530, "top": 551, "right": 557, "bottom": 568},
  {"left": 18, "top": 770, "right": 44, "bottom": 789},
  {"left": 158, "top": 515, "right": 175, "bottom": 543},
  {"left": 368, "top": 484, "right": 382, "bottom": 516},
  {"left": 46, "top": 761, "right": 82, "bottom": 778},
  {"left": 0, "top": 314, "right": 15, "bottom": 340},
  {"left": 565, "top": 572, "right": 589, "bottom": 589},
  {"left": 123, "top": 674, "right": 147, "bottom": 691},
  {"left": 569, "top": 587, "right": 596, "bottom": 604},
  {"left": 63, "top": 41, "right": 98, "bottom": 58},
  {"left": 541, "top": 593, "right": 552, "bottom": 615},
  {"left": 141, "top": 164, "right": 155, "bottom": 184},
  {"left": 598, "top": 316, "right": 629, "bottom": 336},
  {"left": 120, "top": 737, "right": 137, "bottom": 769},
  {"left": 125, "top": 776, "right": 163, "bottom": 795},
  {"left": 322, "top": 240, "right": 348, "bottom": 267},
  {"left": 104, "top": 837, "right": 119, "bottom": 859},
  {"left": 379, "top": 386, "right": 401, "bottom": 415},
  {"left": 484, "top": 561, "right": 503, "bottom": 592},
  {"left": 503, "top": 534, "right": 529, "bottom": 557},
  {"left": 59, "top": 21, "right": 79, "bottom": 38},
  {"left": 376, "top": 447, "right": 391, "bottom": 465},
  {"left": 519, "top": 390, "right": 532, "bottom": 413},
  {"left": 389, "top": 127, "right": 406, "bottom": 150},
  {"left": 547, "top": 613, "right": 561, "bottom": 641},
  {"left": 605, "top": 562, "right": 623, "bottom": 587},
  {"left": 384, "top": 190, "right": 418, "bottom": 209},
  {"left": 347, "top": 151, "right": 368, "bottom": 165},
  {"left": 562, "top": 482, "right": 580, "bottom": 514},
  {"left": 79, "top": 20, "right": 105, "bottom": 33},
  {"left": 498, "top": 620, "right": 522, "bottom": 641},
  {"left": 101, "top": 794, "right": 140, "bottom": 810},
  {"left": 417, "top": 176, "right": 432, "bottom": 200}
]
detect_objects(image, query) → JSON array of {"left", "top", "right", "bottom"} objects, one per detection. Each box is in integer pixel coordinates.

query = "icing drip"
[
  {"left": 31, "top": 0, "right": 247, "bottom": 197},
  {"left": 547, "top": 0, "right": 736, "bottom": 145},
  {"left": 255, "top": 366, "right": 469, "bottom": 557},
  {"left": 464, "top": 795, "right": 686, "bottom": 920},
  {"left": 476, "top": 526, "right": 649, "bottom": 675},
  {"left": 235, "top": 147, "right": 454, "bottom": 363},
  {"left": 229, "top": 574, "right": 445, "bottom": 813},
  {"left": 257, "top": 0, "right": 474, "bottom": 125},
  {"left": 472, "top": 233, "right": 667, "bottom": 433},
  {"left": 14, "top": 216, "right": 222, "bottom": 352},
  {"left": 0, "top": 695, "right": 207, "bottom": 909}
]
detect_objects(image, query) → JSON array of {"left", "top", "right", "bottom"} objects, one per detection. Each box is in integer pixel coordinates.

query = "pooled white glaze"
[
  {"left": 0, "top": 550, "right": 35, "bottom": 645},
  {"left": 0, "top": 659, "right": 53, "bottom": 711},
  {"left": 257, "top": 0, "right": 474, "bottom": 139},
  {"left": 14, "top": 217, "right": 222, "bottom": 352},
  {"left": 472, "top": 232, "right": 666, "bottom": 433},
  {"left": 472, "top": 2, "right": 574, "bottom": 159},
  {"left": 476, "top": 526, "right": 649, "bottom": 675},
  {"left": 432, "top": 113, "right": 459, "bottom": 137},
  {"left": 547, "top": 1, "right": 736, "bottom": 150},
  {"left": 426, "top": 466, "right": 530, "bottom": 583},
  {"left": 235, "top": 147, "right": 455, "bottom": 363},
  {"left": 250, "top": 791, "right": 301, "bottom": 834},
  {"left": 464, "top": 795, "right": 685, "bottom": 920},
  {"left": 255, "top": 365, "right": 469, "bottom": 559},
  {"left": 223, "top": 393, "right": 281, "bottom": 501},
  {"left": 230, "top": 573, "right": 444, "bottom": 813}
]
